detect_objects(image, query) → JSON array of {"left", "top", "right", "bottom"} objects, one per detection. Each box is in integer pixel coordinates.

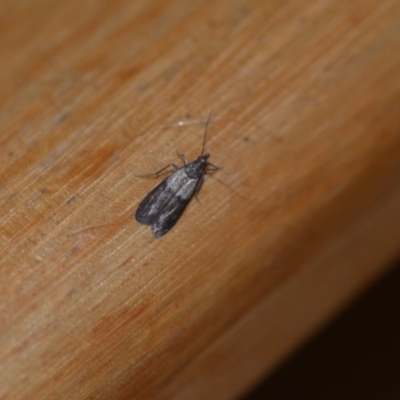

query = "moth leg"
[
  {"left": 136, "top": 163, "right": 179, "bottom": 178},
  {"left": 207, "top": 161, "right": 244, "bottom": 184},
  {"left": 206, "top": 162, "right": 221, "bottom": 172},
  {"left": 176, "top": 151, "right": 188, "bottom": 165}
]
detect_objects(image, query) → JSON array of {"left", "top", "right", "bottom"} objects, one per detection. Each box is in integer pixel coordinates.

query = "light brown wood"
[{"left": 1, "top": 0, "right": 400, "bottom": 399}]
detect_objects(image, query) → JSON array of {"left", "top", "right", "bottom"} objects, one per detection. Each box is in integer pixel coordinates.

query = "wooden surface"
[{"left": 1, "top": 0, "right": 400, "bottom": 399}]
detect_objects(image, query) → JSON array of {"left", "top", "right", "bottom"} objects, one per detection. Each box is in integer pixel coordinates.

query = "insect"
[{"left": 135, "top": 112, "right": 219, "bottom": 238}]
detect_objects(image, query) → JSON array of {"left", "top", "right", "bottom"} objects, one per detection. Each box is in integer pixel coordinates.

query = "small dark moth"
[{"left": 135, "top": 112, "right": 218, "bottom": 238}]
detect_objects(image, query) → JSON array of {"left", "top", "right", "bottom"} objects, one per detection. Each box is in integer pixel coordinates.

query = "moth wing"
[
  {"left": 152, "top": 196, "right": 189, "bottom": 237},
  {"left": 136, "top": 167, "right": 198, "bottom": 237},
  {"left": 135, "top": 180, "right": 171, "bottom": 224}
]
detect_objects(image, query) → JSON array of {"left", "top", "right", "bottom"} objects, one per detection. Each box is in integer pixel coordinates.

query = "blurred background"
[{"left": 243, "top": 256, "right": 400, "bottom": 400}]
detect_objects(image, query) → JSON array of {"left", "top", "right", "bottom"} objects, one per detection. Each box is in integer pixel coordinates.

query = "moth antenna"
[{"left": 201, "top": 110, "right": 212, "bottom": 156}]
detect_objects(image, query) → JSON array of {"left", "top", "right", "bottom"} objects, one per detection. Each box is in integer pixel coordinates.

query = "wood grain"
[{"left": 1, "top": 0, "right": 400, "bottom": 399}]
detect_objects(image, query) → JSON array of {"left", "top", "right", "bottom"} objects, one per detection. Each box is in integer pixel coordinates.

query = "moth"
[{"left": 135, "top": 112, "right": 218, "bottom": 238}]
